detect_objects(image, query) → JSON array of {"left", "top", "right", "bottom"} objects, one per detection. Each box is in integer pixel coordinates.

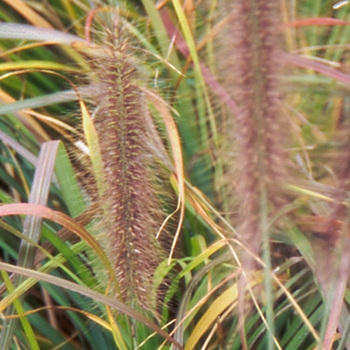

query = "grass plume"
[
  {"left": 219, "top": 0, "right": 288, "bottom": 255},
  {"left": 84, "top": 16, "right": 168, "bottom": 311}
]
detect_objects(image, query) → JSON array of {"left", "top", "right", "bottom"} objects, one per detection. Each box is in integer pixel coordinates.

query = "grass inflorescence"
[
  {"left": 85, "top": 16, "right": 170, "bottom": 311},
  {"left": 219, "top": 0, "right": 289, "bottom": 255}
]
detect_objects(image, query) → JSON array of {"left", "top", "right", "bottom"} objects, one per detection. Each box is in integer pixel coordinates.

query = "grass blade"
[
  {"left": 0, "top": 23, "right": 84, "bottom": 43},
  {"left": 0, "top": 262, "right": 183, "bottom": 349},
  {"left": 0, "top": 140, "right": 59, "bottom": 350}
]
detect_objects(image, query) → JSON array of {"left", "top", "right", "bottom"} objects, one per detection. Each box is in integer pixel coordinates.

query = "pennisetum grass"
[
  {"left": 219, "top": 0, "right": 288, "bottom": 258},
  {"left": 2, "top": 0, "right": 350, "bottom": 348},
  {"left": 217, "top": 0, "right": 289, "bottom": 346},
  {"left": 82, "top": 12, "right": 171, "bottom": 312}
]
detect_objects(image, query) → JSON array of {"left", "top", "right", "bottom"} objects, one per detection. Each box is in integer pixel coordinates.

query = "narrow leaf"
[
  {"left": 0, "top": 23, "right": 85, "bottom": 43},
  {"left": 286, "top": 18, "right": 350, "bottom": 28},
  {"left": 0, "top": 141, "right": 59, "bottom": 350},
  {"left": 0, "top": 262, "right": 183, "bottom": 349}
]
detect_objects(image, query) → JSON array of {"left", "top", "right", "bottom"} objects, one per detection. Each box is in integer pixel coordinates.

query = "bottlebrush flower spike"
[
  {"left": 220, "top": 0, "right": 288, "bottom": 255},
  {"left": 83, "top": 17, "right": 168, "bottom": 311}
]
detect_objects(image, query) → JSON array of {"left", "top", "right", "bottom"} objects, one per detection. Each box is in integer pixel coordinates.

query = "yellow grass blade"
[
  {"left": 80, "top": 100, "right": 105, "bottom": 195},
  {"left": 0, "top": 89, "right": 50, "bottom": 142},
  {"left": 184, "top": 284, "right": 238, "bottom": 350},
  {"left": 143, "top": 88, "right": 185, "bottom": 264},
  {"left": 3, "top": 305, "right": 113, "bottom": 331},
  {"left": 0, "top": 61, "right": 79, "bottom": 72},
  {"left": 2, "top": 0, "right": 53, "bottom": 28},
  {"left": 106, "top": 305, "right": 128, "bottom": 350}
]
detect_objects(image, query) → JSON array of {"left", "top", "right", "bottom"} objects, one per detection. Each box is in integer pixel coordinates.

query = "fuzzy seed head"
[
  {"left": 218, "top": 0, "right": 289, "bottom": 254},
  {"left": 85, "top": 20, "right": 168, "bottom": 311}
]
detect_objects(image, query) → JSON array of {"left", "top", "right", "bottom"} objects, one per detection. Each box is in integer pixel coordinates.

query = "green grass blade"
[
  {"left": 54, "top": 142, "right": 85, "bottom": 218},
  {"left": 141, "top": 0, "right": 180, "bottom": 68},
  {"left": 0, "top": 141, "right": 59, "bottom": 349},
  {"left": 0, "top": 270, "right": 40, "bottom": 350},
  {"left": 0, "top": 90, "right": 78, "bottom": 116},
  {"left": 0, "top": 262, "right": 183, "bottom": 349}
]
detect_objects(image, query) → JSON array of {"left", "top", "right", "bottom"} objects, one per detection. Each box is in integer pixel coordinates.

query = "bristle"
[
  {"left": 219, "top": 0, "right": 288, "bottom": 254},
  {"left": 86, "top": 21, "right": 166, "bottom": 310}
]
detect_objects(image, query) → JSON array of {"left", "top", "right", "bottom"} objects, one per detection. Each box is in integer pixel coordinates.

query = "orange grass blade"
[
  {"left": 0, "top": 203, "right": 117, "bottom": 289},
  {"left": 3, "top": 305, "right": 113, "bottom": 331},
  {"left": 286, "top": 18, "right": 350, "bottom": 28},
  {"left": 0, "top": 89, "right": 50, "bottom": 142},
  {"left": 1, "top": 0, "right": 53, "bottom": 28}
]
